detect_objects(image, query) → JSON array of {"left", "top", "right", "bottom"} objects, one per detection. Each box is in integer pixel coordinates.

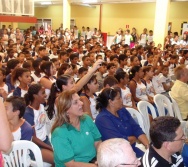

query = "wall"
[
  {"left": 169, "top": 2, "right": 188, "bottom": 35},
  {"left": 102, "top": 3, "right": 155, "bottom": 35},
  {"left": 21, "top": 1, "right": 188, "bottom": 36}
]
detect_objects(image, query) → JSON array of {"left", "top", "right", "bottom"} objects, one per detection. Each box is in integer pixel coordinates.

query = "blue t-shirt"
[{"left": 12, "top": 120, "right": 34, "bottom": 141}]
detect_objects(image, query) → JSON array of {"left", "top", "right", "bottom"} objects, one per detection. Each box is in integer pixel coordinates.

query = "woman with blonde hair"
[{"left": 51, "top": 90, "right": 101, "bottom": 167}]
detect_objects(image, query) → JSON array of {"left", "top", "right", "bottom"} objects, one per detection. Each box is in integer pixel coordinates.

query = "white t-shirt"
[
  {"left": 145, "top": 80, "right": 155, "bottom": 97},
  {"left": 89, "top": 96, "right": 98, "bottom": 119},
  {"left": 152, "top": 74, "right": 165, "bottom": 94},
  {"left": 121, "top": 87, "right": 132, "bottom": 107},
  {"left": 136, "top": 82, "right": 148, "bottom": 101},
  {"left": 124, "top": 34, "right": 132, "bottom": 46},
  {"left": 160, "top": 74, "right": 172, "bottom": 87}
]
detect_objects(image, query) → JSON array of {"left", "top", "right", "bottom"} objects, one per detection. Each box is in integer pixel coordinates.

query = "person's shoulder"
[{"left": 52, "top": 124, "right": 69, "bottom": 138}]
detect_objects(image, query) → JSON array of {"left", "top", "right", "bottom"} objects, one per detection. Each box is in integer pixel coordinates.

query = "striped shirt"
[{"left": 140, "top": 145, "right": 184, "bottom": 167}]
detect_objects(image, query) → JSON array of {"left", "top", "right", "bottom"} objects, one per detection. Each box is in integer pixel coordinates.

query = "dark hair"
[
  {"left": 24, "top": 84, "right": 42, "bottom": 106},
  {"left": 103, "top": 76, "right": 118, "bottom": 87},
  {"left": 22, "top": 62, "right": 31, "bottom": 69},
  {"left": 130, "top": 55, "right": 138, "bottom": 63},
  {"left": 70, "top": 53, "right": 78, "bottom": 61},
  {"left": 96, "top": 87, "right": 121, "bottom": 111},
  {"left": 107, "top": 63, "right": 116, "bottom": 70},
  {"left": 32, "top": 59, "right": 42, "bottom": 69},
  {"left": 0, "top": 68, "right": 6, "bottom": 82},
  {"left": 118, "top": 54, "right": 128, "bottom": 63},
  {"left": 38, "top": 46, "right": 46, "bottom": 52},
  {"left": 82, "top": 55, "right": 89, "bottom": 61},
  {"left": 40, "top": 61, "right": 53, "bottom": 76},
  {"left": 6, "top": 59, "right": 20, "bottom": 75},
  {"left": 115, "top": 71, "right": 127, "bottom": 82},
  {"left": 110, "top": 55, "right": 118, "bottom": 61},
  {"left": 6, "top": 96, "right": 26, "bottom": 118},
  {"left": 142, "top": 66, "right": 152, "bottom": 75},
  {"left": 129, "top": 66, "right": 141, "bottom": 80},
  {"left": 150, "top": 116, "right": 181, "bottom": 149},
  {"left": 83, "top": 75, "right": 97, "bottom": 92},
  {"left": 59, "top": 51, "right": 67, "bottom": 59},
  {"left": 11, "top": 68, "right": 30, "bottom": 85},
  {"left": 47, "top": 74, "right": 72, "bottom": 119},
  {"left": 57, "top": 63, "right": 70, "bottom": 77},
  {"left": 78, "top": 67, "right": 88, "bottom": 75}
]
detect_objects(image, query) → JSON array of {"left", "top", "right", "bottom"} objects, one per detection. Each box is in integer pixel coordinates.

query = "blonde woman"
[{"left": 51, "top": 90, "right": 101, "bottom": 167}]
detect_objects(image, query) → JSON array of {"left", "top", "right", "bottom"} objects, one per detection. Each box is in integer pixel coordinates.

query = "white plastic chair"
[
  {"left": 154, "top": 94, "right": 174, "bottom": 117},
  {"left": 126, "top": 108, "right": 146, "bottom": 152},
  {"left": 168, "top": 91, "right": 183, "bottom": 121},
  {"left": 126, "top": 108, "right": 145, "bottom": 134},
  {"left": 3, "top": 140, "right": 43, "bottom": 167},
  {"left": 137, "top": 101, "right": 157, "bottom": 140}
]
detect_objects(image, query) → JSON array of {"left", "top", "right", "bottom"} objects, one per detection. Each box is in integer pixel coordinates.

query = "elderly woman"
[
  {"left": 51, "top": 90, "right": 101, "bottom": 167},
  {"left": 95, "top": 87, "right": 149, "bottom": 158}
]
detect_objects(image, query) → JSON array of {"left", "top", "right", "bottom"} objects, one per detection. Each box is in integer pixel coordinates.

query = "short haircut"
[
  {"left": 170, "top": 54, "right": 178, "bottom": 60},
  {"left": 107, "top": 63, "right": 116, "bottom": 70},
  {"left": 5, "top": 96, "right": 26, "bottom": 118},
  {"left": 82, "top": 55, "right": 89, "bottom": 61},
  {"left": 115, "top": 71, "right": 127, "bottom": 82},
  {"left": 110, "top": 55, "right": 118, "bottom": 61},
  {"left": 78, "top": 67, "right": 88, "bottom": 75},
  {"left": 70, "top": 53, "right": 78, "bottom": 61},
  {"left": 118, "top": 54, "right": 128, "bottom": 63},
  {"left": 38, "top": 46, "right": 46, "bottom": 52},
  {"left": 103, "top": 76, "right": 118, "bottom": 87},
  {"left": 150, "top": 116, "right": 180, "bottom": 149}
]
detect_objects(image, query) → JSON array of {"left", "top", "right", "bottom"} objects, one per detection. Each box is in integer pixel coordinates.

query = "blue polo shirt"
[
  {"left": 51, "top": 114, "right": 101, "bottom": 167},
  {"left": 95, "top": 107, "right": 144, "bottom": 157}
]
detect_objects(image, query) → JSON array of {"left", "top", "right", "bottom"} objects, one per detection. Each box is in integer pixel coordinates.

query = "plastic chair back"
[
  {"left": 126, "top": 108, "right": 146, "bottom": 134},
  {"left": 169, "top": 91, "right": 183, "bottom": 121},
  {"left": 154, "top": 94, "right": 174, "bottom": 116},
  {"left": 3, "top": 140, "right": 43, "bottom": 167}
]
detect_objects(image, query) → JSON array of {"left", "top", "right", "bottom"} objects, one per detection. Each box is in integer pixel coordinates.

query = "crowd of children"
[{"left": 0, "top": 23, "right": 188, "bottom": 166}]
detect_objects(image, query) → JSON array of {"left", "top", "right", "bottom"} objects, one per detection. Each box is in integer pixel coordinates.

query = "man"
[
  {"left": 171, "top": 65, "right": 188, "bottom": 120},
  {"left": 97, "top": 138, "right": 141, "bottom": 167},
  {"left": 140, "top": 116, "right": 185, "bottom": 167}
]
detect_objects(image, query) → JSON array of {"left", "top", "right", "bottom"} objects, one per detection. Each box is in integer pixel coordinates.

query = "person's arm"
[
  {"left": 138, "top": 134, "right": 149, "bottom": 149},
  {"left": 129, "top": 81, "right": 141, "bottom": 102},
  {"left": 39, "top": 77, "right": 53, "bottom": 89},
  {"left": 72, "top": 59, "right": 103, "bottom": 92},
  {"left": 32, "top": 130, "right": 53, "bottom": 151},
  {"left": 0, "top": 99, "right": 13, "bottom": 152},
  {"left": 80, "top": 96, "right": 93, "bottom": 119}
]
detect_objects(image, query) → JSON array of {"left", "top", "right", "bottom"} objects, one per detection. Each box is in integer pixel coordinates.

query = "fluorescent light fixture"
[
  {"left": 41, "top": 1, "right": 52, "bottom": 5},
  {"left": 82, "top": 0, "right": 98, "bottom": 3}
]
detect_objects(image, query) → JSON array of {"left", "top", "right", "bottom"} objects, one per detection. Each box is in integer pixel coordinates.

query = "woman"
[
  {"left": 95, "top": 88, "right": 149, "bottom": 158},
  {"left": 51, "top": 90, "right": 101, "bottom": 167}
]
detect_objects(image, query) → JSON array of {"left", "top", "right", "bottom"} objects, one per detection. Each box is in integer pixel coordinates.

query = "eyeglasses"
[{"left": 171, "top": 135, "right": 187, "bottom": 142}]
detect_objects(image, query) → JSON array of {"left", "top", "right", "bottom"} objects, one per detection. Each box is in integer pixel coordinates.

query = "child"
[
  {"left": 6, "top": 59, "right": 20, "bottom": 93},
  {"left": 58, "top": 51, "right": 69, "bottom": 65},
  {"left": 95, "top": 62, "right": 107, "bottom": 91},
  {"left": 17, "top": 52, "right": 25, "bottom": 66},
  {"left": 82, "top": 55, "right": 91, "bottom": 69},
  {"left": 159, "top": 66, "right": 174, "bottom": 92},
  {"left": 115, "top": 71, "right": 136, "bottom": 109},
  {"left": 124, "top": 29, "right": 133, "bottom": 46},
  {"left": 116, "top": 54, "right": 128, "bottom": 74},
  {"left": 0, "top": 68, "right": 8, "bottom": 100},
  {"left": 143, "top": 53, "right": 154, "bottom": 66},
  {"left": 107, "top": 62, "right": 116, "bottom": 77},
  {"left": 5, "top": 96, "right": 33, "bottom": 141},
  {"left": 49, "top": 47, "right": 58, "bottom": 59},
  {"left": 147, "top": 30, "right": 153, "bottom": 45},
  {"left": 12, "top": 68, "right": 31, "bottom": 97},
  {"left": 24, "top": 84, "right": 54, "bottom": 165},
  {"left": 165, "top": 54, "right": 178, "bottom": 78}
]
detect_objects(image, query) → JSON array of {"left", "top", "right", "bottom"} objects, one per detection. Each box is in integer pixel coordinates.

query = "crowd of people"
[{"left": 0, "top": 23, "right": 188, "bottom": 166}]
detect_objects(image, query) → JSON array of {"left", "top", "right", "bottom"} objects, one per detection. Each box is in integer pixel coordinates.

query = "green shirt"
[{"left": 51, "top": 115, "right": 101, "bottom": 167}]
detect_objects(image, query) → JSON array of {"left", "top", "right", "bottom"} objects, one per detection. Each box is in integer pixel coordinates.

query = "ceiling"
[{"left": 34, "top": 0, "right": 188, "bottom": 7}]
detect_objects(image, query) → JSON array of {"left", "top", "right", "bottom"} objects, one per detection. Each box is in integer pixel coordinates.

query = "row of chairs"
[{"left": 127, "top": 93, "right": 185, "bottom": 141}]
